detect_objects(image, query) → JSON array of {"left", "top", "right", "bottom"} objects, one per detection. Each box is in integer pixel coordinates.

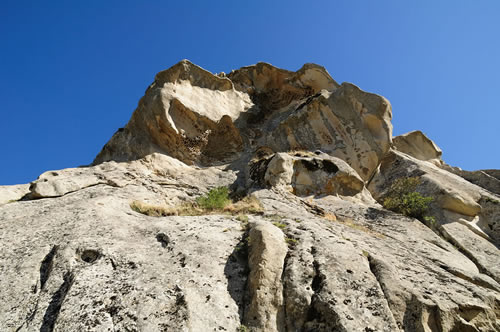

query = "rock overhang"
[{"left": 94, "top": 60, "right": 393, "bottom": 184}]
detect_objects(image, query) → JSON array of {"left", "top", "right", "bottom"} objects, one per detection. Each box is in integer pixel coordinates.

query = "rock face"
[
  {"left": 95, "top": 60, "right": 392, "bottom": 181},
  {"left": 1, "top": 60, "right": 499, "bottom": 332}
]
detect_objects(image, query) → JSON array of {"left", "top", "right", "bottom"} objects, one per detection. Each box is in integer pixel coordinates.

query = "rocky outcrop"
[
  {"left": 393, "top": 130, "right": 443, "bottom": 166},
  {"left": 0, "top": 183, "right": 29, "bottom": 205},
  {"left": 443, "top": 165, "right": 500, "bottom": 195},
  {"left": 94, "top": 60, "right": 251, "bottom": 166},
  {"left": 393, "top": 130, "right": 500, "bottom": 195},
  {"left": 369, "top": 149, "right": 500, "bottom": 286},
  {"left": 95, "top": 60, "right": 392, "bottom": 182},
  {"left": 1, "top": 60, "right": 499, "bottom": 331}
]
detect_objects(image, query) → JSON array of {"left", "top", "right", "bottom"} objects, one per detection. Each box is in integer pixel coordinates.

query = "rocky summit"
[{"left": 1, "top": 60, "right": 499, "bottom": 332}]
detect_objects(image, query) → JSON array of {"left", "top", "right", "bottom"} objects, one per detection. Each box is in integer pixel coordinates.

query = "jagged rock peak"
[
  {"left": 94, "top": 60, "right": 393, "bottom": 181},
  {"left": 153, "top": 59, "right": 234, "bottom": 91}
]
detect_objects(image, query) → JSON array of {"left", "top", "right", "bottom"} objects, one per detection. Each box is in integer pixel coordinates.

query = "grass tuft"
[
  {"left": 130, "top": 187, "right": 263, "bottom": 217},
  {"left": 196, "top": 186, "right": 231, "bottom": 210},
  {"left": 273, "top": 222, "right": 287, "bottom": 229}
]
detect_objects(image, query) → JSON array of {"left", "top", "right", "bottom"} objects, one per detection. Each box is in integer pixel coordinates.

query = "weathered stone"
[
  {"left": 442, "top": 164, "right": 500, "bottom": 195},
  {"left": 1, "top": 60, "right": 499, "bottom": 332},
  {"left": 95, "top": 61, "right": 392, "bottom": 183},
  {"left": 257, "top": 85, "right": 393, "bottom": 181},
  {"left": 369, "top": 149, "right": 500, "bottom": 277},
  {"left": 94, "top": 60, "right": 252, "bottom": 166},
  {"left": 245, "top": 221, "right": 288, "bottom": 331},
  {"left": 393, "top": 130, "right": 443, "bottom": 166},
  {"left": 258, "top": 151, "right": 365, "bottom": 199},
  {"left": 0, "top": 183, "right": 29, "bottom": 205}
]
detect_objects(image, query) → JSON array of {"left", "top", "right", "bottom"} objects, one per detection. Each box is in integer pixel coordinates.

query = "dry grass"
[
  {"left": 320, "top": 211, "right": 385, "bottom": 239},
  {"left": 223, "top": 195, "right": 263, "bottom": 215},
  {"left": 130, "top": 200, "right": 203, "bottom": 217},
  {"left": 130, "top": 194, "right": 263, "bottom": 217},
  {"left": 322, "top": 212, "right": 337, "bottom": 222},
  {"left": 335, "top": 216, "right": 385, "bottom": 239}
]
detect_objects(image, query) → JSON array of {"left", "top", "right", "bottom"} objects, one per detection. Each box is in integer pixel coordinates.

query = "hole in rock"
[
  {"left": 80, "top": 249, "right": 100, "bottom": 263},
  {"left": 322, "top": 160, "right": 339, "bottom": 173}
]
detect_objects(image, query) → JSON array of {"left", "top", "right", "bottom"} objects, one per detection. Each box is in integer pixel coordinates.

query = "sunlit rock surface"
[{"left": 1, "top": 60, "right": 499, "bottom": 332}]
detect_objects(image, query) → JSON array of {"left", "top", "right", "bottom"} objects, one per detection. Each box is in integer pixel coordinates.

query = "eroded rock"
[
  {"left": 251, "top": 151, "right": 366, "bottom": 199},
  {"left": 1, "top": 60, "right": 499, "bottom": 332},
  {"left": 244, "top": 221, "right": 288, "bottom": 331},
  {"left": 0, "top": 183, "right": 30, "bottom": 205},
  {"left": 393, "top": 130, "right": 443, "bottom": 166}
]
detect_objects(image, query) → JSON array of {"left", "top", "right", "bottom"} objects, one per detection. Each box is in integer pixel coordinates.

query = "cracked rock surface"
[{"left": 1, "top": 60, "right": 499, "bottom": 331}]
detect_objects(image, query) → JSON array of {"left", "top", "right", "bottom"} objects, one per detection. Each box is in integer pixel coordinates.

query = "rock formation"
[{"left": 1, "top": 60, "right": 499, "bottom": 331}]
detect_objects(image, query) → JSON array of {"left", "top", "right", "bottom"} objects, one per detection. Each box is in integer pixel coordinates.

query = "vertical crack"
[
  {"left": 40, "top": 271, "right": 75, "bottom": 332},
  {"left": 40, "top": 245, "right": 59, "bottom": 291},
  {"left": 438, "top": 226, "right": 499, "bottom": 283},
  {"left": 224, "top": 228, "right": 250, "bottom": 323},
  {"left": 366, "top": 253, "right": 399, "bottom": 326},
  {"left": 303, "top": 246, "right": 347, "bottom": 331},
  {"left": 306, "top": 253, "right": 326, "bottom": 323},
  {"left": 16, "top": 245, "right": 60, "bottom": 331},
  {"left": 279, "top": 250, "right": 291, "bottom": 332}
]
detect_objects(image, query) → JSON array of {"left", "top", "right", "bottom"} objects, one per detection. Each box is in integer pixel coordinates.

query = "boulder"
[
  {"left": 393, "top": 130, "right": 443, "bottom": 166},
  {"left": 251, "top": 151, "right": 365, "bottom": 199}
]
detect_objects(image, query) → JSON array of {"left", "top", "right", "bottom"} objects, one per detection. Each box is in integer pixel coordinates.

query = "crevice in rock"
[
  {"left": 40, "top": 271, "right": 75, "bottom": 332},
  {"left": 40, "top": 245, "right": 59, "bottom": 291},
  {"left": 16, "top": 246, "right": 60, "bottom": 331},
  {"left": 294, "top": 92, "right": 322, "bottom": 113},
  {"left": 224, "top": 229, "right": 250, "bottom": 323},
  {"left": 21, "top": 182, "right": 126, "bottom": 201},
  {"left": 310, "top": 259, "right": 325, "bottom": 294},
  {"left": 423, "top": 238, "right": 451, "bottom": 252},
  {"left": 438, "top": 226, "right": 498, "bottom": 283},
  {"left": 104, "top": 295, "right": 120, "bottom": 331},
  {"left": 109, "top": 258, "right": 117, "bottom": 270},
  {"left": 303, "top": 247, "right": 347, "bottom": 331},
  {"left": 436, "top": 264, "right": 500, "bottom": 292},
  {"left": 278, "top": 247, "right": 292, "bottom": 332},
  {"left": 298, "top": 198, "right": 327, "bottom": 217},
  {"left": 366, "top": 254, "right": 399, "bottom": 326},
  {"left": 402, "top": 294, "right": 443, "bottom": 332}
]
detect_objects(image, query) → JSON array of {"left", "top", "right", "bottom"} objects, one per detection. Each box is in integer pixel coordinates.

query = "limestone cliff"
[{"left": 1, "top": 60, "right": 499, "bottom": 332}]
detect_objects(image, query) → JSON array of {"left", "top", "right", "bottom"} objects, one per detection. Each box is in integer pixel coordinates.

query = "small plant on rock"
[
  {"left": 273, "top": 222, "right": 287, "bottom": 229},
  {"left": 196, "top": 187, "right": 231, "bottom": 210},
  {"left": 130, "top": 187, "right": 263, "bottom": 217},
  {"left": 382, "top": 177, "right": 433, "bottom": 220}
]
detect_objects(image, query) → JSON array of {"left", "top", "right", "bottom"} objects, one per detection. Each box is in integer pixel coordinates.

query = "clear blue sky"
[{"left": 1, "top": 1, "right": 499, "bottom": 185}]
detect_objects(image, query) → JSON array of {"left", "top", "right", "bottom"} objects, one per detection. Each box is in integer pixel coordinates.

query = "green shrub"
[
  {"left": 423, "top": 215, "right": 437, "bottom": 228},
  {"left": 273, "top": 222, "right": 287, "bottom": 229},
  {"left": 196, "top": 187, "right": 231, "bottom": 210},
  {"left": 383, "top": 177, "right": 433, "bottom": 219}
]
